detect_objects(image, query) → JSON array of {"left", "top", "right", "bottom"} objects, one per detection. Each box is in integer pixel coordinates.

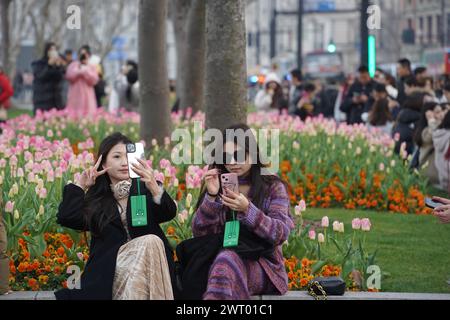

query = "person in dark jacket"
[
  {"left": 55, "top": 132, "right": 178, "bottom": 300},
  {"left": 31, "top": 42, "right": 66, "bottom": 115},
  {"left": 288, "top": 69, "right": 304, "bottom": 115},
  {"left": 396, "top": 58, "right": 413, "bottom": 107},
  {"left": 392, "top": 93, "right": 423, "bottom": 156},
  {"left": 340, "top": 66, "right": 375, "bottom": 124}
]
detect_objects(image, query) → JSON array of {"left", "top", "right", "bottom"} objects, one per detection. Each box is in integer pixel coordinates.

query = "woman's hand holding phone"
[
  {"left": 76, "top": 155, "right": 110, "bottom": 191},
  {"left": 221, "top": 188, "right": 250, "bottom": 214},
  {"left": 131, "top": 158, "right": 160, "bottom": 197}
]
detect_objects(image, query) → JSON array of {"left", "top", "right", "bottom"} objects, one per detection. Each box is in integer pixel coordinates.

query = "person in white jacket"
[
  {"left": 432, "top": 110, "right": 450, "bottom": 192},
  {"left": 254, "top": 73, "right": 283, "bottom": 112}
]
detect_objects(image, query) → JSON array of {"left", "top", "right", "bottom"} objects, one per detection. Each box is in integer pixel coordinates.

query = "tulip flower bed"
[{"left": 0, "top": 108, "right": 436, "bottom": 292}]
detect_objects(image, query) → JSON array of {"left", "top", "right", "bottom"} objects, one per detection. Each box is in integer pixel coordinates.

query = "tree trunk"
[
  {"left": 179, "top": 0, "right": 205, "bottom": 114},
  {"left": 170, "top": 0, "right": 190, "bottom": 110},
  {"left": 138, "top": 0, "right": 171, "bottom": 145},
  {"left": 1, "top": 0, "right": 12, "bottom": 76},
  {"left": 204, "top": 0, "right": 247, "bottom": 131}
]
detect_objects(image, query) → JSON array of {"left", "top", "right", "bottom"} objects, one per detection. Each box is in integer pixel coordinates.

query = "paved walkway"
[{"left": 1, "top": 291, "right": 450, "bottom": 300}]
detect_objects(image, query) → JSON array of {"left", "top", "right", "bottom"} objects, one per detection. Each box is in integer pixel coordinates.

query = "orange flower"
[
  {"left": 17, "top": 262, "right": 27, "bottom": 273},
  {"left": 27, "top": 278, "right": 38, "bottom": 289},
  {"left": 57, "top": 246, "right": 65, "bottom": 257},
  {"left": 300, "top": 278, "right": 309, "bottom": 287},
  {"left": 167, "top": 226, "right": 175, "bottom": 236}
]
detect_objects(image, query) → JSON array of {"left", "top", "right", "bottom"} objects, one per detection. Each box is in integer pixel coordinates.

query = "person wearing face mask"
[
  {"left": 55, "top": 132, "right": 178, "bottom": 300},
  {"left": 65, "top": 45, "right": 99, "bottom": 117},
  {"left": 31, "top": 42, "right": 66, "bottom": 115}
]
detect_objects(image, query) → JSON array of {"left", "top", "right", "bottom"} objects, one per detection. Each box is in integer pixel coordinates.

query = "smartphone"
[
  {"left": 220, "top": 173, "right": 239, "bottom": 194},
  {"left": 126, "top": 143, "right": 145, "bottom": 179},
  {"left": 425, "top": 198, "right": 443, "bottom": 210}
]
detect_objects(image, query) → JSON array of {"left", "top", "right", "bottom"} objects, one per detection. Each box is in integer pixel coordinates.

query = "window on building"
[
  {"left": 419, "top": 16, "right": 424, "bottom": 44},
  {"left": 437, "top": 15, "right": 443, "bottom": 45},
  {"left": 427, "top": 15, "right": 433, "bottom": 43}
]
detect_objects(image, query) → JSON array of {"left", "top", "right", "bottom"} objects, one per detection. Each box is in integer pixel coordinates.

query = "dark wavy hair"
[
  {"left": 84, "top": 132, "right": 132, "bottom": 236},
  {"left": 413, "top": 102, "right": 439, "bottom": 147},
  {"left": 439, "top": 110, "right": 450, "bottom": 130},
  {"left": 42, "top": 42, "right": 56, "bottom": 60},
  {"left": 195, "top": 124, "right": 287, "bottom": 212}
]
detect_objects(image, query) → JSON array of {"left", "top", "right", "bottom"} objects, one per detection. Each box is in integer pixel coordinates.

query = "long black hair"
[
  {"left": 195, "top": 123, "right": 287, "bottom": 212},
  {"left": 414, "top": 102, "right": 439, "bottom": 147},
  {"left": 42, "top": 42, "right": 56, "bottom": 60},
  {"left": 439, "top": 111, "right": 450, "bottom": 130},
  {"left": 125, "top": 60, "right": 138, "bottom": 102},
  {"left": 84, "top": 132, "right": 132, "bottom": 236},
  {"left": 368, "top": 98, "right": 392, "bottom": 126}
]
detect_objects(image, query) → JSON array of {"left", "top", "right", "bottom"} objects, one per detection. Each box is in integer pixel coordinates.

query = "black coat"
[
  {"left": 392, "top": 107, "right": 421, "bottom": 155},
  {"left": 54, "top": 179, "right": 178, "bottom": 300},
  {"left": 31, "top": 58, "right": 65, "bottom": 113},
  {"left": 340, "top": 80, "right": 375, "bottom": 124}
]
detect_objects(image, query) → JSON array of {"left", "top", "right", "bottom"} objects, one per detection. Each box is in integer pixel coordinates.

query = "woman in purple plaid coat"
[{"left": 192, "top": 124, "right": 295, "bottom": 300}]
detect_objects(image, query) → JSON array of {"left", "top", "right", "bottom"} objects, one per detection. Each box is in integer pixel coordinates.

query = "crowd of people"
[
  {"left": 254, "top": 58, "right": 450, "bottom": 194},
  {"left": 5, "top": 42, "right": 141, "bottom": 118}
]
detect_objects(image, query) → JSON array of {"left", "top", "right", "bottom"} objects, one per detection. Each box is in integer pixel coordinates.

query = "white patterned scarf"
[{"left": 111, "top": 179, "right": 132, "bottom": 201}]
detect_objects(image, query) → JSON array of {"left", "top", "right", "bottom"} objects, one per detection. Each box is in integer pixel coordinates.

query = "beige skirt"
[{"left": 112, "top": 234, "right": 174, "bottom": 300}]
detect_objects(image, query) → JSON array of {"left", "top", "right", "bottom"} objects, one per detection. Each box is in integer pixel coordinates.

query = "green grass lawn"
[
  {"left": 305, "top": 208, "right": 450, "bottom": 293},
  {"left": 7, "top": 108, "right": 33, "bottom": 119}
]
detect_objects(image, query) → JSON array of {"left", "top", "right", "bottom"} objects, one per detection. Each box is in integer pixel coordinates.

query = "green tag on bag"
[
  {"left": 223, "top": 218, "right": 240, "bottom": 248},
  {"left": 131, "top": 194, "right": 147, "bottom": 227}
]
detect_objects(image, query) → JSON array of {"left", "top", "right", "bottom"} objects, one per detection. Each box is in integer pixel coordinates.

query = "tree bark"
[
  {"left": 204, "top": 0, "right": 247, "bottom": 131},
  {"left": 170, "top": 0, "right": 190, "bottom": 109},
  {"left": 179, "top": 0, "right": 205, "bottom": 114},
  {"left": 138, "top": 0, "right": 171, "bottom": 145},
  {"left": 1, "top": 0, "right": 12, "bottom": 76}
]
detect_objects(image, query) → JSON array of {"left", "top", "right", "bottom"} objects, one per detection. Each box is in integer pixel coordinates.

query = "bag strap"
[{"left": 308, "top": 281, "right": 328, "bottom": 301}]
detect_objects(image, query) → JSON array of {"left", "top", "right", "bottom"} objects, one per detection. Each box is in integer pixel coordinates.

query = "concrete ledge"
[
  {"left": 1, "top": 291, "right": 450, "bottom": 300},
  {"left": 255, "top": 291, "right": 450, "bottom": 300},
  {"left": 0, "top": 291, "right": 56, "bottom": 300}
]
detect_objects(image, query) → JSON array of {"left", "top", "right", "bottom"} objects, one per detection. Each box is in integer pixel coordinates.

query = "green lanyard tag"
[
  {"left": 131, "top": 178, "right": 148, "bottom": 227},
  {"left": 223, "top": 211, "right": 240, "bottom": 248}
]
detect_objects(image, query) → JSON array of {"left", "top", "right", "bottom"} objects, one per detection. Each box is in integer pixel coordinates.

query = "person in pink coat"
[{"left": 65, "top": 45, "right": 99, "bottom": 117}]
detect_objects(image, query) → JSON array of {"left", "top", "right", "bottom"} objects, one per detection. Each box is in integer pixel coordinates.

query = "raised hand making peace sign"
[{"left": 76, "top": 154, "right": 111, "bottom": 191}]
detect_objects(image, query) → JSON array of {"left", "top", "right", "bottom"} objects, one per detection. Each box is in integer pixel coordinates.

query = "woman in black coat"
[
  {"left": 55, "top": 132, "right": 178, "bottom": 300},
  {"left": 392, "top": 93, "right": 423, "bottom": 156},
  {"left": 31, "top": 42, "right": 66, "bottom": 114}
]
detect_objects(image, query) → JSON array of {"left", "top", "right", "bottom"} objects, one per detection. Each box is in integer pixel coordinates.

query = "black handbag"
[{"left": 307, "top": 276, "right": 346, "bottom": 300}]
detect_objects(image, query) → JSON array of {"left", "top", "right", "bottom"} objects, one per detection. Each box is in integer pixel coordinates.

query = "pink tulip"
[
  {"left": 178, "top": 209, "right": 189, "bottom": 224},
  {"left": 333, "top": 221, "right": 340, "bottom": 232},
  {"left": 308, "top": 230, "right": 316, "bottom": 240},
  {"left": 17, "top": 168, "right": 24, "bottom": 177},
  {"left": 47, "top": 170, "right": 55, "bottom": 182},
  {"left": 160, "top": 159, "right": 171, "bottom": 169},
  {"left": 361, "top": 218, "right": 371, "bottom": 232},
  {"left": 318, "top": 233, "right": 325, "bottom": 243},
  {"left": 352, "top": 218, "right": 361, "bottom": 230},
  {"left": 321, "top": 216, "right": 329, "bottom": 228},
  {"left": 298, "top": 200, "right": 306, "bottom": 212},
  {"left": 55, "top": 167, "right": 63, "bottom": 178},
  {"left": 5, "top": 201, "right": 14, "bottom": 213},
  {"left": 27, "top": 172, "right": 35, "bottom": 183},
  {"left": 38, "top": 187, "right": 47, "bottom": 199}
]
